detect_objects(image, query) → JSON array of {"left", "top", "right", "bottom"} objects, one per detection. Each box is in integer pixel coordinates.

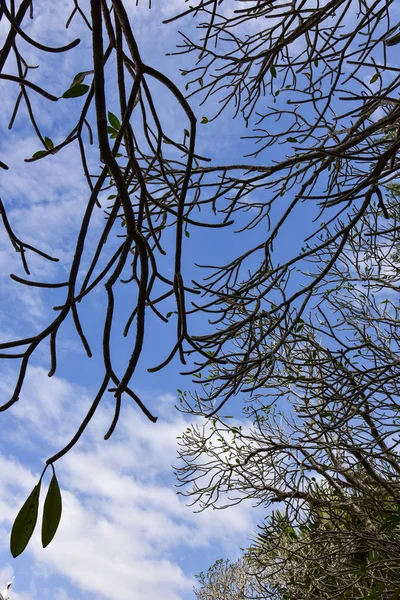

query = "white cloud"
[
  {"left": 0, "top": 367, "right": 256, "bottom": 600},
  {"left": 0, "top": 567, "right": 33, "bottom": 600}
]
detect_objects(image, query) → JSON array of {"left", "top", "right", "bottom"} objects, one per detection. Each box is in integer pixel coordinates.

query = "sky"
[{"left": 0, "top": 2, "right": 262, "bottom": 598}]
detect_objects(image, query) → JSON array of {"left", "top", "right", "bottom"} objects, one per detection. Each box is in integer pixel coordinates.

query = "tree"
[
  {"left": 194, "top": 557, "right": 259, "bottom": 600},
  {"left": 1, "top": 0, "right": 400, "bottom": 555},
  {"left": 167, "top": 0, "right": 400, "bottom": 414},
  {"left": 177, "top": 181, "right": 400, "bottom": 597},
  {"left": 249, "top": 478, "right": 400, "bottom": 600},
  {"left": 194, "top": 476, "right": 400, "bottom": 600},
  {"left": 1, "top": 0, "right": 204, "bottom": 556}
]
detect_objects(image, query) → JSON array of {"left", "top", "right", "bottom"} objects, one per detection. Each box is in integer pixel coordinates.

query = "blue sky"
[{"left": 0, "top": 2, "right": 263, "bottom": 598}]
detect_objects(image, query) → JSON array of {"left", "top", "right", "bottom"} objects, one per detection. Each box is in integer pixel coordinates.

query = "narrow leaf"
[
  {"left": 10, "top": 483, "right": 41, "bottom": 557},
  {"left": 71, "top": 72, "right": 85, "bottom": 87},
  {"left": 201, "top": 116, "right": 208, "bottom": 124},
  {"left": 370, "top": 72, "right": 379, "bottom": 84},
  {"left": 42, "top": 473, "right": 62, "bottom": 548},
  {"left": 107, "top": 126, "right": 118, "bottom": 135},
  {"left": 270, "top": 65, "right": 277, "bottom": 78},
  {"left": 32, "top": 150, "right": 47, "bottom": 159},
  {"left": 287, "top": 137, "right": 298, "bottom": 143},
  {"left": 44, "top": 137, "right": 54, "bottom": 150},
  {"left": 62, "top": 84, "right": 89, "bottom": 99},
  {"left": 108, "top": 112, "right": 121, "bottom": 130}
]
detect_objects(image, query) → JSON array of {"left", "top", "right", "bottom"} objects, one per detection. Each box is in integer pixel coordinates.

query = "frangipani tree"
[{"left": 177, "top": 182, "right": 400, "bottom": 598}]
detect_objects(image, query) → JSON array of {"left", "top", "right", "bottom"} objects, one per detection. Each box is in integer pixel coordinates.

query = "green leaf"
[
  {"left": 44, "top": 137, "right": 54, "bottom": 150},
  {"left": 42, "top": 473, "right": 62, "bottom": 548},
  {"left": 108, "top": 112, "right": 121, "bottom": 130},
  {"left": 71, "top": 70, "right": 94, "bottom": 87},
  {"left": 185, "top": 230, "right": 190, "bottom": 238},
  {"left": 62, "top": 84, "right": 89, "bottom": 99},
  {"left": 201, "top": 116, "right": 209, "bottom": 124},
  {"left": 184, "top": 128, "right": 190, "bottom": 138},
  {"left": 314, "top": 59, "right": 319, "bottom": 67},
  {"left": 10, "top": 483, "right": 41, "bottom": 557},
  {"left": 270, "top": 65, "right": 277, "bottom": 78},
  {"left": 166, "top": 311, "right": 173, "bottom": 319},
  {"left": 32, "top": 150, "right": 47, "bottom": 159},
  {"left": 392, "top": 587, "right": 400, "bottom": 600},
  {"left": 370, "top": 72, "right": 380, "bottom": 84},
  {"left": 287, "top": 137, "right": 298, "bottom": 143}
]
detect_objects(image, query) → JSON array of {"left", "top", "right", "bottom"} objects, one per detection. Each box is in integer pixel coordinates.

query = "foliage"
[
  {"left": 195, "top": 478, "right": 400, "bottom": 600},
  {"left": 194, "top": 557, "right": 259, "bottom": 600},
  {"left": 249, "top": 479, "right": 400, "bottom": 600},
  {"left": 10, "top": 466, "right": 62, "bottom": 557}
]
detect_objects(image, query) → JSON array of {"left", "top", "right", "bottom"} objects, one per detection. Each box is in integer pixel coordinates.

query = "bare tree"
[
  {"left": 177, "top": 182, "right": 400, "bottom": 598},
  {"left": 164, "top": 0, "right": 400, "bottom": 414},
  {"left": 1, "top": 0, "right": 210, "bottom": 555},
  {"left": 0, "top": 0, "right": 204, "bottom": 453}
]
